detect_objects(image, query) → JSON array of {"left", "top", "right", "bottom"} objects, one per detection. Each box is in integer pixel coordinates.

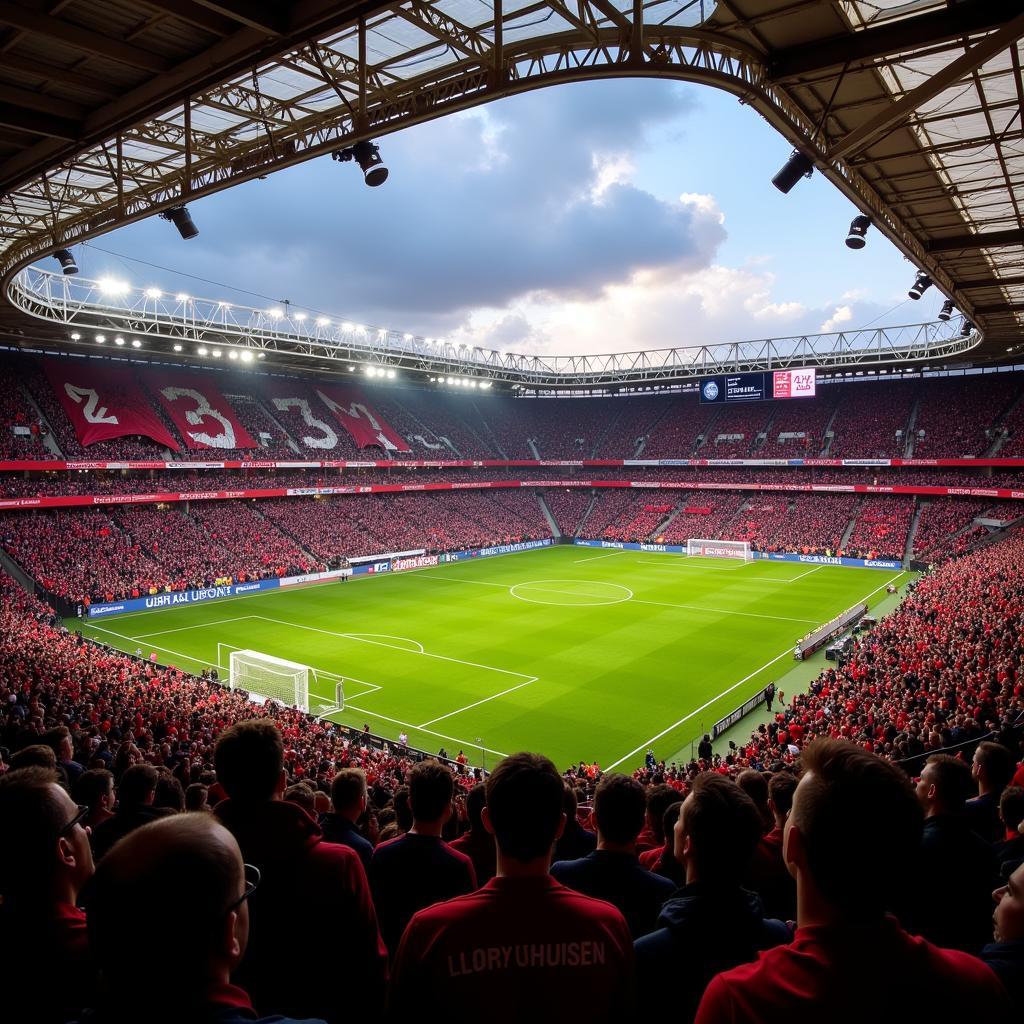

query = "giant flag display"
[
  {"left": 43, "top": 361, "right": 180, "bottom": 451},
  {"left": 313, "top": 384, "right": 411, "bottom": 452},
  {"left": 145, "top": 370, "right": 257, "bottom": 450}
]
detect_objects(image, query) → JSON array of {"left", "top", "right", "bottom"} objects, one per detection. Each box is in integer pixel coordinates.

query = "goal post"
[
  {"left": 228, "top": 649, "right": 310, "bottom": 713},
  {"left": 687, "top": 538, "right": 753, "bottom": 562}
]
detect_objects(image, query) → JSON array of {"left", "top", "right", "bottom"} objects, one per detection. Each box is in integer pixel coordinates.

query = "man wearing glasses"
[
  {"left": 0, "top": 766, "right": 96, "bottom": 1024},
  {"left": 80, "top": 813, "right": 323, "bottom": 1023}
]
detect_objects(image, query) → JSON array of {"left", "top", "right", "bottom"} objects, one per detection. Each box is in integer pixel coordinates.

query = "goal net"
[
  {"left": 228, "top": 649, "right": 311, "bottom": 714},
  {"left": 687, "top": 538, "right": 753, "bottom": 562}
]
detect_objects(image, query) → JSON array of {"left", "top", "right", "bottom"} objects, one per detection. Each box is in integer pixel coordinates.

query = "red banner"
[
  {"left": 144, "top": 370, "right": 257, "bottom": 450},
  {"left": 262, "top": 381, "right": 345, "bottom": 452},
  {"left": 313, "top": 384, "right": 411, "bottom": 452},
  {"left": 43, "top": 361, "right": 180, "bottom": 451}
]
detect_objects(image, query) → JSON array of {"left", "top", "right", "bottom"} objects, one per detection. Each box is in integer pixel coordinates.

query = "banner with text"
[
  {"left": 146, "top": 370, "right": 257, "bottom": 450},
  {"left": 313, "top": 384, "right": 411, "bottom": 453},
  {"left": 43, "top": 361, "right": 180, "bottom": 451}
]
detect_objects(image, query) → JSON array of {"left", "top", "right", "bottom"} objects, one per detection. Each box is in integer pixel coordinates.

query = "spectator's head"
[
  {"left": 117, "top": 763, "right": 159, "bottom": 810},
  {"left": 10, "top": 744, "right": 57, "bottom": 773},
  {"left": 284, "top": 783, "right": 316, "bottom": 816},
  {"left": 331, "top": 767, "right": 368, "bottom": 821},
  {"left": 786, "top": 739, "right": 922, "bottom": 921},
  {"left": 153, "top": 773, "right": 185, "bottom": 813},
  {"left": 993, "top": 861, "right": 1024, "bottom": 944},
  {"left": 214, "top": 720, "right": 285, "bottom": 804},
  {"left": 185, "top": 784, "right": 209, "bottom": 813},
  {"left": 73, "top": 768, "right": 114, "bottom": 817},
  {"left": 999, "top": 786, "right": 1024, "bottom": 838},
  {"left": 40, "top": 725, "right": 74, "bottom": 763},
  {"left": 916, "top": 754, "right": 973, "bottom": 816},
  {"left": 464, "top": 783, "right": 486, "bottom": 834},
  {"left": 768, "top": 772, "right": 798, "bottom": 827},
  {"left": 562, "top": 783, "right": 581, "bottom": 822},
  {"left": 407, "top": 760, "right": 454, "bottom": 829},
  {"left": 593, "top": 773, "right": 646, "bottom": 849},
  {"left": 675, "top": 774, "right": 762, "bottom": 884},
  {"left": 644, "top": 784, "right": 680, "bottom": 842},
  {"left": 0, "top": 767, "right": 94, "bottom": 906},
  {"left": 87, "top": 814, "right": 251, "bottom": 999},
  {"left": 972, "top": 742, "right": 1016, "bottom": 797},
  {"left": 736, "top": 770, "right": 772, "bottom": 831},
  {"left": 393, "top": 786, "right": 413, "bottom": 833},
  {"left": 484, "top": 753, "right": 565, "bottom": 866}
]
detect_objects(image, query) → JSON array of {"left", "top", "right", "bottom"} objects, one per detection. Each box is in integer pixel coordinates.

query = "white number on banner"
[
  {"left": 271, "top": 397, "right": 339, "bottom": 449},
  {"left": 160, "top": 387, "right": 236, "bottom": 449},
  {"left": 65, "top": 384, "right": 119, "bottom": 424},
  {"left": 316, "top": 389, "right": 399, "bottom": 451}
]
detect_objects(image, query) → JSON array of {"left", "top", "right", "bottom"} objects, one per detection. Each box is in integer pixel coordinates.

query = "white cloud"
[{"left": 820, "top": 305, "right": 854, "bottom": 332}]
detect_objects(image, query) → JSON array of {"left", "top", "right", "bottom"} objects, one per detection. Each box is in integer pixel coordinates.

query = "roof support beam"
[
  {"left": 135, "top": 0, "right": 240, "bottom": 36},
  {"left": 927, "top": 229, "right": 1024, "bottom": 253},
  {"left": 958, "top": 275, "right": 1024, "bottom": 290},
  {"left": 0, "top": 2, "right": 171, "bottom": 72},
  {"left": 191, "top": 0, "right": 285, "bottom": 35},
  {"left": 770, "top": 0, "right": 1011, "bottom": 79},
  {"left": 827, "top": 13, "right": 1024, "bottom": 162},
  {"left": 973, "top": 302, "right": 1024, "bottom": 314},
  {"left": 0, "top": 103, "right": 80, "bottom": 141},
  {"left": 0, "top": 53, "right": 123, "bottom": 100}
]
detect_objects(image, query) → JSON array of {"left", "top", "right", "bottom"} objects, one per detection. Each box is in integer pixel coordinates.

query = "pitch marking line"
[
  {"left": 418, "top": 675, "right": 540, "bottom": 728},
  {"left": 134, "top": 616, "right": 255, "bottom": 639},
  {"left": 249, "top": 615, "right": 533, "bottom": 681},
  {"left": 635, "top": 559, "right": 745, "bottom": 571},
  {"left": 335, "top": 704, "right": 509, "bottom": 759},
  {"left": 607, "top": 569, "right": 910, "bottom": 770},
  {"left": 573, "top": 551, "right": 629, "bottom": 563}
]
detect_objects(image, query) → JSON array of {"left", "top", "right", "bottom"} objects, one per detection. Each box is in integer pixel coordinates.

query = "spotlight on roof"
[
  {"left": 54, "top": 248, "right": 78, "bottom": 275},
  {"left": 173, "top": 344, "right": 182, "bottom": 352},
  {"left": 771, "top": 149, "right": 813, "bottom": 194},
  {"left": 937, "top": 299, "right": 955, "bottom": 321},
  {"left": 845, "top": 215, "right": 871, "bottom": 250},
  {"left": 70, "top": 332, "right": 81, "bottom": 341},
  {"left": 332, "top": 140, "right": 389, "bottom": 187},
  {"left": 908, "top": 272, "right": 932, "bottom": 300},
  {"left": 159, "top": 205, "right": 198, "bottom": 239},
  {"left": 961, "top": 320, "right": 975, "bottom": 337}
]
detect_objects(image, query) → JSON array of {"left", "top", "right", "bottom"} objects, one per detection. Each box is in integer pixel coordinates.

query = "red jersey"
[
  {"left": 390, "top": 875, "right": 634, "bottom": 1022},
  {"left": 695, "top": 917, "right": 1010, "bottom": 1024}
]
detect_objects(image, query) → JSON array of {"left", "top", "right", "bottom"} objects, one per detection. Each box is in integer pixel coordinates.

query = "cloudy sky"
[{"left": 68, "top": 78, "right": 947, "bottom": 357}]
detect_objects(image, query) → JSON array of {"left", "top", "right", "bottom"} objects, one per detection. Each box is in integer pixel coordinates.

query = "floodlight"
[
  {"left": 229, "top": 350, "right": 238, "bottom": 360},
  {"left": 937, "top": 299, "right": 955, "bottom": 321},
  {"left": 845, "top": 215, "right": 871, "bottom": 250},
  {"left": 160, "top": 205, "right": 198, "bottom": 239},
  {"left": 176, "top": 293, "right": 190, "bottom": 301},
  {"left": 95, "top": 334, "right": 105, "bottom": 343},
  {"left": 114, "top": 337, "right": 125, "bottom": 346},
  {"left": 387, "top": 369, "right": 396, "bottom": 379},
  {"left": 131, "top": 339, "right": 141, "bottom": 348},
  {"left": 332, "top": 140, "right": 388, "bottom": 186},
  {"left": 908, "top": 272, "right": 932, "bottom": 300},
  {"left": 98, "top": 277, "right": 129, "bottom": 295},
  {"left": 771, "top": 150, "right": 813, "bottom": 194},
  {"left": 54, "top": 249, "right": 78, "bottom": 275},
  {"left": 317, "top": 317, "right": 330, "bottom": 326},
  {"left": 173, "top": 344, "right": 182, "bottom": 352},
  {"left": 961, "top": 320, "right": 975, "bottom": 337},
  {"left": 211, "top": 349, "right": 222, "bottom": 358},
  {"left": 145, "top": 287, "right": 162, "bottom": 299},
  {"left": 240, "top": 351, "right": 253, "bottom": 362},
  {"left": 197, "top": 346, "right": 208, "bottom": 355}
]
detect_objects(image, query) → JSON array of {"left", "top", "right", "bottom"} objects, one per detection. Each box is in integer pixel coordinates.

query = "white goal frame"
[
  {"left": 686, "top": 538, "right": 754, "bottom": 562},
  {"left": 221, "top": 644, "right": 347, "bottom": 718},
  {"left": 228, "top": 649, "right": 311, "bottom": 713}
]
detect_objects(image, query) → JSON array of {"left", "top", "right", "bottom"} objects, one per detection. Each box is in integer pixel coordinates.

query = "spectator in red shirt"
[
  {"left": 389, "top": 752, "right": 634, "bottom": 1022},
  {"left": 552, "top": 773, "right": 675, "bottom": 938},
  {"left": 370, "top": 758, "right": 477, "bottom": 955},
  {"left": 0, "top": 767, "right": 96, "bottom": 1024},
  {"left": 635, "top": 774, "right": 789, "bottom": 1020},
  {"left": 80, "top": 813, "right": 320, "bottom": 1024},
  {"left": 214, "top": 720, "right": 386, "bottom": 1022},
  {"left": 637, "top": 784, "right": 682, "bottom": 869},
  {"left": 744, "top": 772, "right": 797, "bottom": 921},
  {"left": 448, "top": 782, "right": 497, "bottom": 885},
  {"left": 695, "top": 739, "right": 1011, "bottom": 1024}
]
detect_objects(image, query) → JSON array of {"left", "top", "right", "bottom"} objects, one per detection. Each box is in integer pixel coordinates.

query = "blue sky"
[{"left": 68, "top": 78, "right": 946, "bottom": 356}]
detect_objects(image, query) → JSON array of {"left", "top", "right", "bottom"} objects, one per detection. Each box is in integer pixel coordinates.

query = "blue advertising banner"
[{"left": 89, "top": 577, "right": 281, "bottom": 618}]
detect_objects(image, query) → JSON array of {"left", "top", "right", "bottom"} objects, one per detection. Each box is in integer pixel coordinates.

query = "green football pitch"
[{"left": 75, "top": 546, "right": 909, "bottom": 771}]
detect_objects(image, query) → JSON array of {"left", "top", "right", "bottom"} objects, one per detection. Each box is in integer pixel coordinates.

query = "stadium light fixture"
[
  {"left": 845, "top": 215, "right": 871, "bottom": 249},
  {"left": 98, "top": 277, "right": 129, "bottom": 296},
  {"left": 131, "top": 339, "right": 141, "bottom": 348},
  {"left": 404, "top": 333, "right": 413, "bottom": 341},
  {"left": 771, "top": 150, "right": 813, "bottom": 193},
  {"left": 145, "top": 287, "right": 162, "bottom": 299},
  {"left": 938, "top": 299, "right": 955, "bottom": 321},
  {"left": 295, "top": 312, "right": 307, "bottom": 322},
  {"left": 257, "top": 353, "right": 266, "bottom": 360},
  {"left": 54, "top": 249, "right": 78, "bottom": 275},
  {"left": 70, "top": 332, "right": 81, "bottom": 341},
  {"left": 228, "top": 350, "right": 238, "bottom": 360},
  {"left": 240, "top": 351, "right": 253, "bottom": 363},
  {"left": 332, "top": 140, "right": 388, "bottom": 187},
  {"left": 961, "top": 320, "right": 975, "bottom": 337},
  {"left": 211, "top": 349, "right": 222, "bottom": 358},
  {"left": 386, "top": 369, "right": 396, "bottom": 379},
  {"left": 267, "top": 307, "right": 283, "bottom": 319},
  {"left": 317, "top": 317, "right": 330, "bottom": 327},
  {"left": 176, "top": 293, "right": 190, "bottom": 301},
  {"left": 95, "top": 334, "right": 105, "bottom": 343},
  {"left": 197, "top": 346, "right": 208, "bottom": 356},
  {"left": 173, "top": 344, "right": 182, "bottom": 352},
  {"left": 908, "top": 272, "right": 932, "bottom": 300},
  {"left": 159, "top": 205, "right": 199, "bottom": 239},
  {"left": 114, "top": 337, "right": 125, "bottom": 346}
]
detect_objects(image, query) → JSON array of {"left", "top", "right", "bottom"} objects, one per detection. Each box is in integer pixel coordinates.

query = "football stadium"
[{"left": 1, "top": 2, "right": 1023, "bottom": 1022}]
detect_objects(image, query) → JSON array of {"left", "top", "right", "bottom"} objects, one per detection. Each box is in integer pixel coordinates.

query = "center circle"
[{"left": 509, "top": 579, "right": 634, "bottom": 607}]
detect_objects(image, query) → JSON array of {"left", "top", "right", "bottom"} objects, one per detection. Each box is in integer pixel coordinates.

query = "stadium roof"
[{"left": 0, "top": 0, "right": 1020, "bottom": 366}]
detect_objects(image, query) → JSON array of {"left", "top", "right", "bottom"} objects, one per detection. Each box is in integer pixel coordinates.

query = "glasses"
[
  {"left": 225, "top": 863, "right": 261, "bottom": 914},
  {"left": 59, "top": 804, "right": 89, "bottom": 837}
]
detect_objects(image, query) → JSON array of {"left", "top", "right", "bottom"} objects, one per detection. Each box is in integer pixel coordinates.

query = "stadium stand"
[
  {"left": 827, "top": 380, "right": 917, "bottom": 459},
  {"left": 843, "top": 496, "right": 916, "bottom": 561},
  {"left": 543, "top": 488, "right": 594, "bottom": 537}
]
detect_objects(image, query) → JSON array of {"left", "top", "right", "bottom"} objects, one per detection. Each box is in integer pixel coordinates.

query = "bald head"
[{"left": 89, "top": 814, "right": 248, "bottom": 988}]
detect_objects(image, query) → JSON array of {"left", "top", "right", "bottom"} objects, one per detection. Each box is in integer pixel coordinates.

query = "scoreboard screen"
[{"left": 700, "top": 367, "right": 817, "bottom": 404}]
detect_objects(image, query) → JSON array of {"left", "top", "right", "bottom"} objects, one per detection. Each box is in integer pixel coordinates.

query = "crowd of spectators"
[
  {"left": 756, "top": 394, "right": 839, "bottom": 458},
  {"left": 913, "top": 376, "right": 1017, "bottom": 458},
  {"left": 544, "top": 488, "right": 595, "bottom": 537},
  {"left": 843, "top": 496, "right": 915, "bottom": 560},
  {"left": 0, "top": 373, "right": 50, "bottom": 461},
  {"left": 706, "top": 406, "right": 776, "bottom": 459},
  {"left": 827, "top": 380, "right": 918, "bottom": 458},
  {"left": 725, "top": 493, "right": 860, "bottom": 555}
]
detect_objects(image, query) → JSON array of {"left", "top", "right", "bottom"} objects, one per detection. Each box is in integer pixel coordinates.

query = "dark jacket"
[
  {"left": 981, "top": 940, "right": 1024, "bottom": 1014},
  {"left": 904, "top": 814, "right": 998, "bottom": 954},
  {"left": 994, "top": 834, "right": 1024, "bottom": 871},
  {"left": 965, "top": 792, "right": 1003, "bottom": 844},
  {"left": 635, "top": 882, "right": 790, "bottom": 1020},
  {"left": 90, "top": 805, "right": 164, "bottom": 860},
  {"left": 215, "top": 799, "right": 387, "bottom": 1023},
  {"left": 319, "top": 812, "right": 373, "bottom": 870},
  {"left": 551, "top": 849, "right": 675, "bottom": 938},
  {"left": 554, "top": 819, "right": 597, "bottom": 862}
]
